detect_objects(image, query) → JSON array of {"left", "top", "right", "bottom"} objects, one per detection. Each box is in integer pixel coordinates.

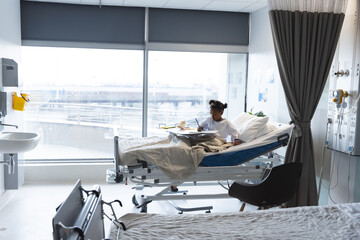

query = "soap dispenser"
[{"left": 0, "top": 58, "right": 18, "bottom": 87}]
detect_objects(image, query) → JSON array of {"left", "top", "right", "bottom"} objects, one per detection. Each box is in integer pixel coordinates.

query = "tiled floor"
[{"left": 0, "top": 180, "right": 255, "bottom": 240}]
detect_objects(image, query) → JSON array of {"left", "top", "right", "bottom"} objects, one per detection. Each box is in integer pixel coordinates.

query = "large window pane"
[
  {"left": 147, "top": 51, "right": 247, "bottom": 136},
  {"left": 21, "top": 47, "right": 143, "bottom": 160}
]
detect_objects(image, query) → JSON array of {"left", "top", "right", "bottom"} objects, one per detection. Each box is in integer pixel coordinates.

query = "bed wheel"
[
  {"left": 178, "top": 211, "right": 183, "bottom": 214},
  {"left": 183, "top": 192, "right": 187, "bottom": 195},
  {"left": 205, "top": 210, "right": 211, "bottom": 213},
  {"left": 171, "top": 186, "right": 178, "bottom": 192},
  {"left": 132, "top": 194, "right": 139, "bottom": 207}
]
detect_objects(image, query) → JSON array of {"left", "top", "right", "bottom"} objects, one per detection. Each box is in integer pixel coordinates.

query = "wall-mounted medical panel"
[
  {"left": 326, "top": 1, "right": 360, "bottom": 156},
  {"left": 0, "top": 58, "right": 18, "bottom": 87},
  {"left": 326, "top": 69, "right": 360, "bottom": 156}
]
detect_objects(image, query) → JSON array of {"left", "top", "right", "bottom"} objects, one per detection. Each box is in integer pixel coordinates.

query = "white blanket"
[
  {"left": 118, "top": 135, "right": 231, "bottom": 179},
  {"left": 111, "top": 203, "right": 360, "bottom": 240}
]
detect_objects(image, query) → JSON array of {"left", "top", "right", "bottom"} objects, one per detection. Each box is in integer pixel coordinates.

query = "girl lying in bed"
[{"left": 197, "top": 100, "right": 241, "bottom": 145}]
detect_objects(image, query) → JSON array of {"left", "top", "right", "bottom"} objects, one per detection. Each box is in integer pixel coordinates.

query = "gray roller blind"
[
  {"left": 148, "top": 8, "right": 249, "bottom": 45},
  {"left": 20, "top": 1, "right": 145, "bottom": 44}
]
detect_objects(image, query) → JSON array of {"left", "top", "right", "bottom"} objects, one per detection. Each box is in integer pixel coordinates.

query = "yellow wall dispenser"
[{"left": 13, "top": 92, "right": 30, "bottom": 111}]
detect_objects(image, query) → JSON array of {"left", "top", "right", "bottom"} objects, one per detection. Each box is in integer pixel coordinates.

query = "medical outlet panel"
[
  {"left": 326, "top": 5, "right": 360, "bottom": 156},
  {"left": 326, "top": 67, "right": 360, "bottom": 156},
  {"left": 326, "top": 61, "right": 360, "bottom": 155}
]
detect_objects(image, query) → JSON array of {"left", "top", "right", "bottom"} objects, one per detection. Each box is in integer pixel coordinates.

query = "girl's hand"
[
  {"left": 197, "top": 126, "right": 203, "bottom": 132},
  {"left": 233, "top": 139, "right": 241, "bottom": 145}
]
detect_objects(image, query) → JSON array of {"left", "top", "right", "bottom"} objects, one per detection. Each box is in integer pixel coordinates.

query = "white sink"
[{"left": 0, "top": 132, "right": 40, "bottom": 154}]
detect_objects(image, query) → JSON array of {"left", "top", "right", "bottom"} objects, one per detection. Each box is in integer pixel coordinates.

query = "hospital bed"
[
  {"left": 53, "top": 180, "right": 360, "bottom": 240},
  {"left": 107, "top": 123, "right": 293, "bottom": 213},
  {"left": 111, "top": 202, "right": 360, "bottom": 239}
]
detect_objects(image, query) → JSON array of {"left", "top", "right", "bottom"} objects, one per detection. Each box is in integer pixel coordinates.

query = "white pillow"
[
  {"left": 254, "top": 123, "right": 277, "bottom": 139},
  {"left": 237, "top": 116, "right": 269, "bottom": 142},
  {"left": 231, "top": 112, "right": 257, "bottom": 129}
]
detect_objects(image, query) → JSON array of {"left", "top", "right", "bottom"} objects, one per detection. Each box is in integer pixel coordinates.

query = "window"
[
  {"left": 147, "top": 51, "right": 247, "bottom": 136},
  {"left": 21, "top": 47, "right": 144, "bottom": 160},
  {"left": 21, "top": 47, "right": 247, "bottom": 161}
]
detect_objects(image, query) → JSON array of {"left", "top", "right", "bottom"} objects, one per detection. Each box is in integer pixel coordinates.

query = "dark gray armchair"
[{"left": 228, "top": 162, "right": 302, "bottom": 210}]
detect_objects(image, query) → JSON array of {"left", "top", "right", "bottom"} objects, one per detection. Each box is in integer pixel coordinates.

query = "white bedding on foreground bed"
[{"left": 110, "top": 203, "right": 360, "bottom": 240}]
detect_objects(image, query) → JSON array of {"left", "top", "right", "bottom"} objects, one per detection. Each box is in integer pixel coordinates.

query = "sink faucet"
[
  {"left": 0, "top": 115, "right": 18, "bottom": 129},
  {"left": 0, "top": 123, "right": 18, "bottom": 128}
]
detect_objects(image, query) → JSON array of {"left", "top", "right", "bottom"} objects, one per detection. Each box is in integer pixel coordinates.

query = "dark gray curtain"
[{"left": 269, "top": 10, "right": 345, "bottom": 206}]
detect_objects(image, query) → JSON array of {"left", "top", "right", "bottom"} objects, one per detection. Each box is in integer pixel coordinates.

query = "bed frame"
[
  {"left": 108, "top": 134, "right": 289, "bottom": 213},
  {"left": 52, "top": 180, "right": 125, "bottom": 240}
]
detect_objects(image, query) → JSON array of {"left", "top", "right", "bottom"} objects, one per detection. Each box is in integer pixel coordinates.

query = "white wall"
[
  {"left": 0, "top": 0, "right": 22, "bottom": 208},
  {"left": 247, "top": 6, "right": 290, "bottom": 161},
  {"left": 247, "top": 7, "right": 289, "bottom": 124}
]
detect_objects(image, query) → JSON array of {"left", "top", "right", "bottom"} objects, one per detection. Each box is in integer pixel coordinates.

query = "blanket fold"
[{"left": 118, "top": 134, "right": 232, "bottom": 179}]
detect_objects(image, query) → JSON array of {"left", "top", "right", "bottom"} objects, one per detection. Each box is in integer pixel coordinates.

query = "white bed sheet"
[{"left": 111, "top": 203, "right": 360, "bottom": 240}]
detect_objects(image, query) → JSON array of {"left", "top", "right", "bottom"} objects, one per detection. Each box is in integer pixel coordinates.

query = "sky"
[{"left": 20, "top": 46, "right": 228, "bottom": 89}]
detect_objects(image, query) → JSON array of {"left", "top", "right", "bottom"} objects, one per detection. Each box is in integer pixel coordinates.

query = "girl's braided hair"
[{"left": 209, "top": 100, "right": 227, "bottom": 112}]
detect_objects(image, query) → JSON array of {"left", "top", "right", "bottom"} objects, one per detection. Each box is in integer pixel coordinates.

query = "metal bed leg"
[
  {"left": 240, "top": 203, "right": 246, "bottom": 212},
  {"left": 132, "top": 193, "right": 152, "bottom": 213},
  {"left": 132, "top": 184, "right": 214, "bottom": 214},
  {"left": 168, "top": 201, "right": 213, "bottom": 214}
]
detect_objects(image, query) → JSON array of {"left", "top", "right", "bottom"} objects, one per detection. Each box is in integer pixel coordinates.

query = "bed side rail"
[
  {"left": 53, "top": 180, "right": 126, "bottom": 240},
  {"left": 113, "top": 136, "right": 146, "bottom": 183},
  {"left": 277, "top": 133, "right": 289, "bottom": 146},
  {"left": 113, "top": 136, "right": 124, "bottom": 183},
  {"left": 53, "top": 181, "right": 105, "bottom": 240}
]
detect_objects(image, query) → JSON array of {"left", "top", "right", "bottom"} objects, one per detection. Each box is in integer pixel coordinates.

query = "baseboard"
[{"left": 24, "top": 163, "right": 113, "bottom": 184}]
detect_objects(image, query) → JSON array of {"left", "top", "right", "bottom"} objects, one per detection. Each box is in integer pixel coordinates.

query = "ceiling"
[{"left": 23, "top": 0, "right": 268, "bottom": 12}]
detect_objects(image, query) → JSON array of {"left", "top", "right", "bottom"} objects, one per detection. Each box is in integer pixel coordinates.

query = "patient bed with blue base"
[{"left": 107, "top": 124, "right": 292, "bottom": 213}]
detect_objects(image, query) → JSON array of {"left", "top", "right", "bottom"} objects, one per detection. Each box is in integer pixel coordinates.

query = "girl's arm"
[
  {"left": 198, "top": 118, "right": 210, "bottom": 132},
  {"left": 227, "top": 121, "right": 241, "bottom": 145}
]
